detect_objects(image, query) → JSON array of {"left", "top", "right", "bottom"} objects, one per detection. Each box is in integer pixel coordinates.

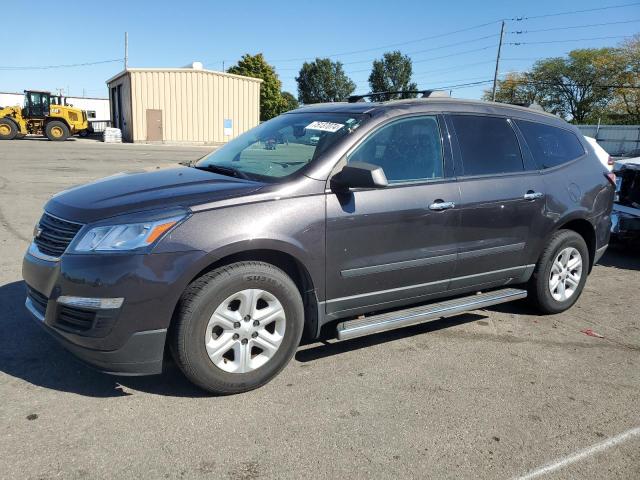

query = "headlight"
[{"left": 73, "top": 215, "right": 185, "bottom": 252}]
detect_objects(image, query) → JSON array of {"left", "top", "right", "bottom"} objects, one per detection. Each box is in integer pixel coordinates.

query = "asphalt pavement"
[{"left": 0, "top": 138, "right": 638, "bottom": 479}]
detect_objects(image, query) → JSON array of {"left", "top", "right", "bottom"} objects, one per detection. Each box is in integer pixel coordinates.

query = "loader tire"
[
  {"left": 0, "top": 119, "right": 18, "bottom": 140},
  {"left": 45, "top": 121, "right": 70, "bottom": 141}
]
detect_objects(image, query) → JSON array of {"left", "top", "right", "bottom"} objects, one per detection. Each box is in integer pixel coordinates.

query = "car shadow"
[
  {"left": 0, "top": 280, "right": 209, "bottom": 398},
  {"left": 2, "top": 279, "right": 493, "bottom": 397},
  {"left": 296, "top": 312, "right": 487, "bottom": 363},
  {"left": 597, "top": 245, "right": 640, "bottom": 271}
]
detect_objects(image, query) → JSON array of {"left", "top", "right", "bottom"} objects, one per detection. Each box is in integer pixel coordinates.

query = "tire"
[
  {"left": 0, "top": 119, "right": 18, "bottom": 140},
  {"left": 528, "top": 230, "right": 589, "bottom": 314},
  {"left": 45, "top": 121, "right": 70, "bottom": 141},
  {"left": 170, "top": 261, "right": 304, "bottom": 394}
]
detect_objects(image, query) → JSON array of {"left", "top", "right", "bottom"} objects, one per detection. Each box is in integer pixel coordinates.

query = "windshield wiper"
[{"left": 193, "top": 164, "right": 251, "bottom": 180}]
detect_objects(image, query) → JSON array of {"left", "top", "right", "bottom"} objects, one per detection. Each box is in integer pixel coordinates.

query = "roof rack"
[
  {"left": 347, "top": 90, "right": 449, "bottom": 103},
  {"left": 505, "top": 101, "right": 546, "bottom": 112}
]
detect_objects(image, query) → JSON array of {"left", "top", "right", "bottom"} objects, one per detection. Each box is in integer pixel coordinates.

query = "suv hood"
[{"left": 45, "top": 166, "right": 263, "bottom": 223}]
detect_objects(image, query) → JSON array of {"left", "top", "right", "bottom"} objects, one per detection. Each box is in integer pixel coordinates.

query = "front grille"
[
  {"left": 34, "top": 212, "right": 83, "bottom": 258},
  {"left": 27, "top": 287, "right": 48, "bottom": 316}
]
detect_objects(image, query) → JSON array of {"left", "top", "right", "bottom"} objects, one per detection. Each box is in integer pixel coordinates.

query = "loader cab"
[{"left": 23, "top": 91, "right": 51, "bottom": 118}]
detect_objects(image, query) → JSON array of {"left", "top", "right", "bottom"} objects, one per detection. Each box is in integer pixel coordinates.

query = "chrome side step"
[{"left": 336, "top": 288, "right": 527, "bottom": 341}]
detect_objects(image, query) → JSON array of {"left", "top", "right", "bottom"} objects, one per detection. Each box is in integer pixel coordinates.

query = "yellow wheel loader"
[{"left": 0, "top": 90, "right": 88, "bottom": 141}]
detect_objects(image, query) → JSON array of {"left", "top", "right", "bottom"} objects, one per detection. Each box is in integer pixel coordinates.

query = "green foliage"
[
  {"left": 482, "top": 73, "right": 539, "bottom": 105},
  {"left": 368, "top": 51, "right": 418, "bottom": 101},
  {"left": 280, "top": 91, "right": 299, "bottom": 112},
  {"left": 296, "top": 58, "right": 356, "bottom": 104},
  {"left": 227, "top": 53, "right": 286, "bottom": 121},
  {"left": 606, "top": 35, "right": 640, "bottom": 124},
  {"left": 487, "top": 38, "right": 640, "bottom": 124}
]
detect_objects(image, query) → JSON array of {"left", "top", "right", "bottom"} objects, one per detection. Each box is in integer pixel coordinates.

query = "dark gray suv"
[{"left": 22, "top": 96, "right": 615, "bottom": 394}]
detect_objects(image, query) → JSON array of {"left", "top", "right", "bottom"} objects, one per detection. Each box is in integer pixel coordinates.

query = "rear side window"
[
  {"left": 451, "top": 115, "right": 524, "bottom": 176},
  {"left": 515, "top": 120, "right": 585, "bottom": 169}
]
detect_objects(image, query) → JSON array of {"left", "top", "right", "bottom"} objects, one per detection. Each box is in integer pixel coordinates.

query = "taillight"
[
  {"left": 607, "top": 156, "right": 614, "bottom": 166},
  {"left": 605, "top": 172, "right": 616, "bottom": 187}
]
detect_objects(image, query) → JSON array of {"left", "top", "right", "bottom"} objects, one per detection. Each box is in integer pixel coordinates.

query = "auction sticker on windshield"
[{"left": 305, "top": 121, "right": 344, "bottom": 133}]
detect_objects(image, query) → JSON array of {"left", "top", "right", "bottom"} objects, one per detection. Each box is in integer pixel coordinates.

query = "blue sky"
[{"left": 2, "top": 0, "right": 639, "bottom": 100}]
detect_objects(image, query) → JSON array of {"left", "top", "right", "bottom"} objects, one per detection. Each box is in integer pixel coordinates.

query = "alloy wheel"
[{"left": 548, "top": 247, "right": 583, "bottom": 302}]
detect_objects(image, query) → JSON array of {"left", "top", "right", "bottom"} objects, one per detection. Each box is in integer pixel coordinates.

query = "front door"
[
  {"left": 325, "top": 115, "right": 460, "bottom": 318},
  {"left": 146, "top": 109, "right": 163, "bottom": 141},
  {"left": 446, "top": 114, "right": 546, "bottom": 290}
]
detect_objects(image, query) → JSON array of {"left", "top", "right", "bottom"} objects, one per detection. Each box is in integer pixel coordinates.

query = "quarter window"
[
  {"left": 451, "top": 115, "right": 524, "bottom": 176},
  {"left": 515, "top": 120, "right": 585, "bottom": 169},
  {"left": 347, "top": 116, "right": 444, "bottom": 183}
]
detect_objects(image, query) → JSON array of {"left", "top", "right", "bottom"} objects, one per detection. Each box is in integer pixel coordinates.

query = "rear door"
[
  {"left": 446, "top": 114, "right": 545, "bottom": 290},
  {"left": 325, "top": 115, "right": 460, "bottom": 318}
]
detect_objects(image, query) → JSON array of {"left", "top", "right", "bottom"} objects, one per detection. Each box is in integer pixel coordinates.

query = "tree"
[
  {"left": 487, "top": 48, "right": 620, "bottom": 123},
  {"left": 281, "top": 91, "right": 299, "bottom": 112},
  {"left": 227, "top": 53, "right": 286, "bottom": 121},
  {"left": 296, "top": 58, "right": 356, "bottom": 104},
  {"left": 368, "top": 51, "right": 417, "bottom": 101},
  {"left": 607, "top": 36, "right": 640, "bottom": 124},
  {"left": 482, "top": 72, "right": 540, "bottom": 105}
]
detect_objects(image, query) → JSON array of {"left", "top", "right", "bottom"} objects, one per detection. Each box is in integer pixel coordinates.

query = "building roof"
[{"left": 106, "top": 67, "right": 264, "bottom": 85}]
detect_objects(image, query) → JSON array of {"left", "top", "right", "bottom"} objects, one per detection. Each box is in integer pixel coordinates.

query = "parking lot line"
[{"left": 513, "top": 426, "right": 640, "bottom": 480}]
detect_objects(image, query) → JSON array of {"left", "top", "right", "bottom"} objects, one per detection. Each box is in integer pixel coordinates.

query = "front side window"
[
  {"left": 451, "top": 115, "right": 524, "bottom": 176},
  {"left": 196, "top": 113, "right": 364, "bottom": 182},
  {"left": 347, "top": 116, "right": 444, "bottom": 183},
  {"left": 515, "top": 120, "right": 585, "bottom": 169}
]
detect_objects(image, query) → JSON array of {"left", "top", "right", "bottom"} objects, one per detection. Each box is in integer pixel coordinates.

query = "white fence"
[{"left": 577, "top": 124, "right": 640, "bottom": 156}]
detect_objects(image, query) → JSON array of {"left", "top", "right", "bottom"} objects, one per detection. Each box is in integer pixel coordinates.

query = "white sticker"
[{"left": 305, "top": 121, "right": 344, "bottom": 133}]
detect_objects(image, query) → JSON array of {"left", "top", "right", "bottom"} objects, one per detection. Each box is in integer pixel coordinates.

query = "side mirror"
[{"left": 331, "top": 162, "right": 388, "bottom": 191}]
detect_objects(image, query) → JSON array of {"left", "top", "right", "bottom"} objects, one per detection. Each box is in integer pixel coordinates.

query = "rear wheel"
[
  {"left": 45, "top": 121, "right": 69, "bottom": 141},
  {"left": 0, "top": 119, "right": 17, "bottom": 140},
  {"left": 529, "top": 230, "right": 589, "bottom": 314},
  {"left": 170, "top": 261, "right": 304, "bottom": 394}
]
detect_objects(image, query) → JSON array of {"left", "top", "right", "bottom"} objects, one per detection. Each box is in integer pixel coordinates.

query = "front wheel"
[
  {"left": 170, "top": 261, "right": 304, "bottom": 394},
  {"left": 45, "top": 121, "right": 70, "bottom": 141},
  {"left": 0, "top": 119, "right": 18, "bottom": 140},
  {"left": 529, "top": 230, "right": 589, "bottom": 314}
]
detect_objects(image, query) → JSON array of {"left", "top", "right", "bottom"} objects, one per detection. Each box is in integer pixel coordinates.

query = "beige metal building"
[{"left": 106, "top": 64, "right": 262, "bottom": 144}]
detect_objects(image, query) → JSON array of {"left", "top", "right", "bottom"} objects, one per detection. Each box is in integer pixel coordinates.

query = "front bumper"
[
  {"left": 22, "top": 245, "right": 206, "bottom": 375},
  {"left": 25, "top": 296, "right": 166, "bottom": 375}
]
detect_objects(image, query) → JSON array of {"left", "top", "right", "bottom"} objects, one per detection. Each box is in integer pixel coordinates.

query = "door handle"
[
  {"left": 429, "top": 200, "right": 456, "bottom": 211},
  {"left": 523, "top": 191, "right": 544, "bottom": 201}
]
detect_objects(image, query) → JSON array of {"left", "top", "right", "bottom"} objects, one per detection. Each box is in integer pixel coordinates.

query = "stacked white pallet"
[{"left": 103, "top": 127, "right": 122, "bottom": 143}]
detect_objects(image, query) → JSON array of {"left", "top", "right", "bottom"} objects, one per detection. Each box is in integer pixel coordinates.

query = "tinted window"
[
  {"left": 348, "top": 116, "right": 443, "bottom": 183},
  {"left": 451, "top": 115, "right": 524, "bottom": 176},
  {"left": 516, "top": 120, "right": 585, "bottom": 169}
]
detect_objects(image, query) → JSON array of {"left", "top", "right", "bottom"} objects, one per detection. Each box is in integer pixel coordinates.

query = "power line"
[
  {"left": 344, "top": 46, "right": 497, "bottom": 75},
  {"left": 329, "top": 34, "right": 499, "bottom": 67},
  {"left": 0, "top": 58, "right": 123, "bottom": 71},
  {"left": 275, "top": 38, "right": 498, "bottom": 72},
  {"left": 508, "top": 34, "right": 634, "bottom": 46},
  {"left": 509, "top": 18, "right": 640, "bottom": 34},
  {"left": 263, "top": 21, "right": 501, "bottom": 63},
  {"left": 510, "top": 1, "right": 640, "bottom": 21}
]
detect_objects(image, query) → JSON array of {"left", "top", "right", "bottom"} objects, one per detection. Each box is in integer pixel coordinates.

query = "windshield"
[{"left": 196, "top": 112, "right": 365, "bottom": 182}]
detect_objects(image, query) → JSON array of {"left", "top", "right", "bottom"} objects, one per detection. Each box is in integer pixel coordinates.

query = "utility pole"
[
  {"left": 491, "top": 20, "right": 505, "bottom": 102},
  {"left": 124, "top": 32, "right": 129, "bottom": 70},
  {"left": 222, "top": 60, "right": 225, "bottom": 72}
]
